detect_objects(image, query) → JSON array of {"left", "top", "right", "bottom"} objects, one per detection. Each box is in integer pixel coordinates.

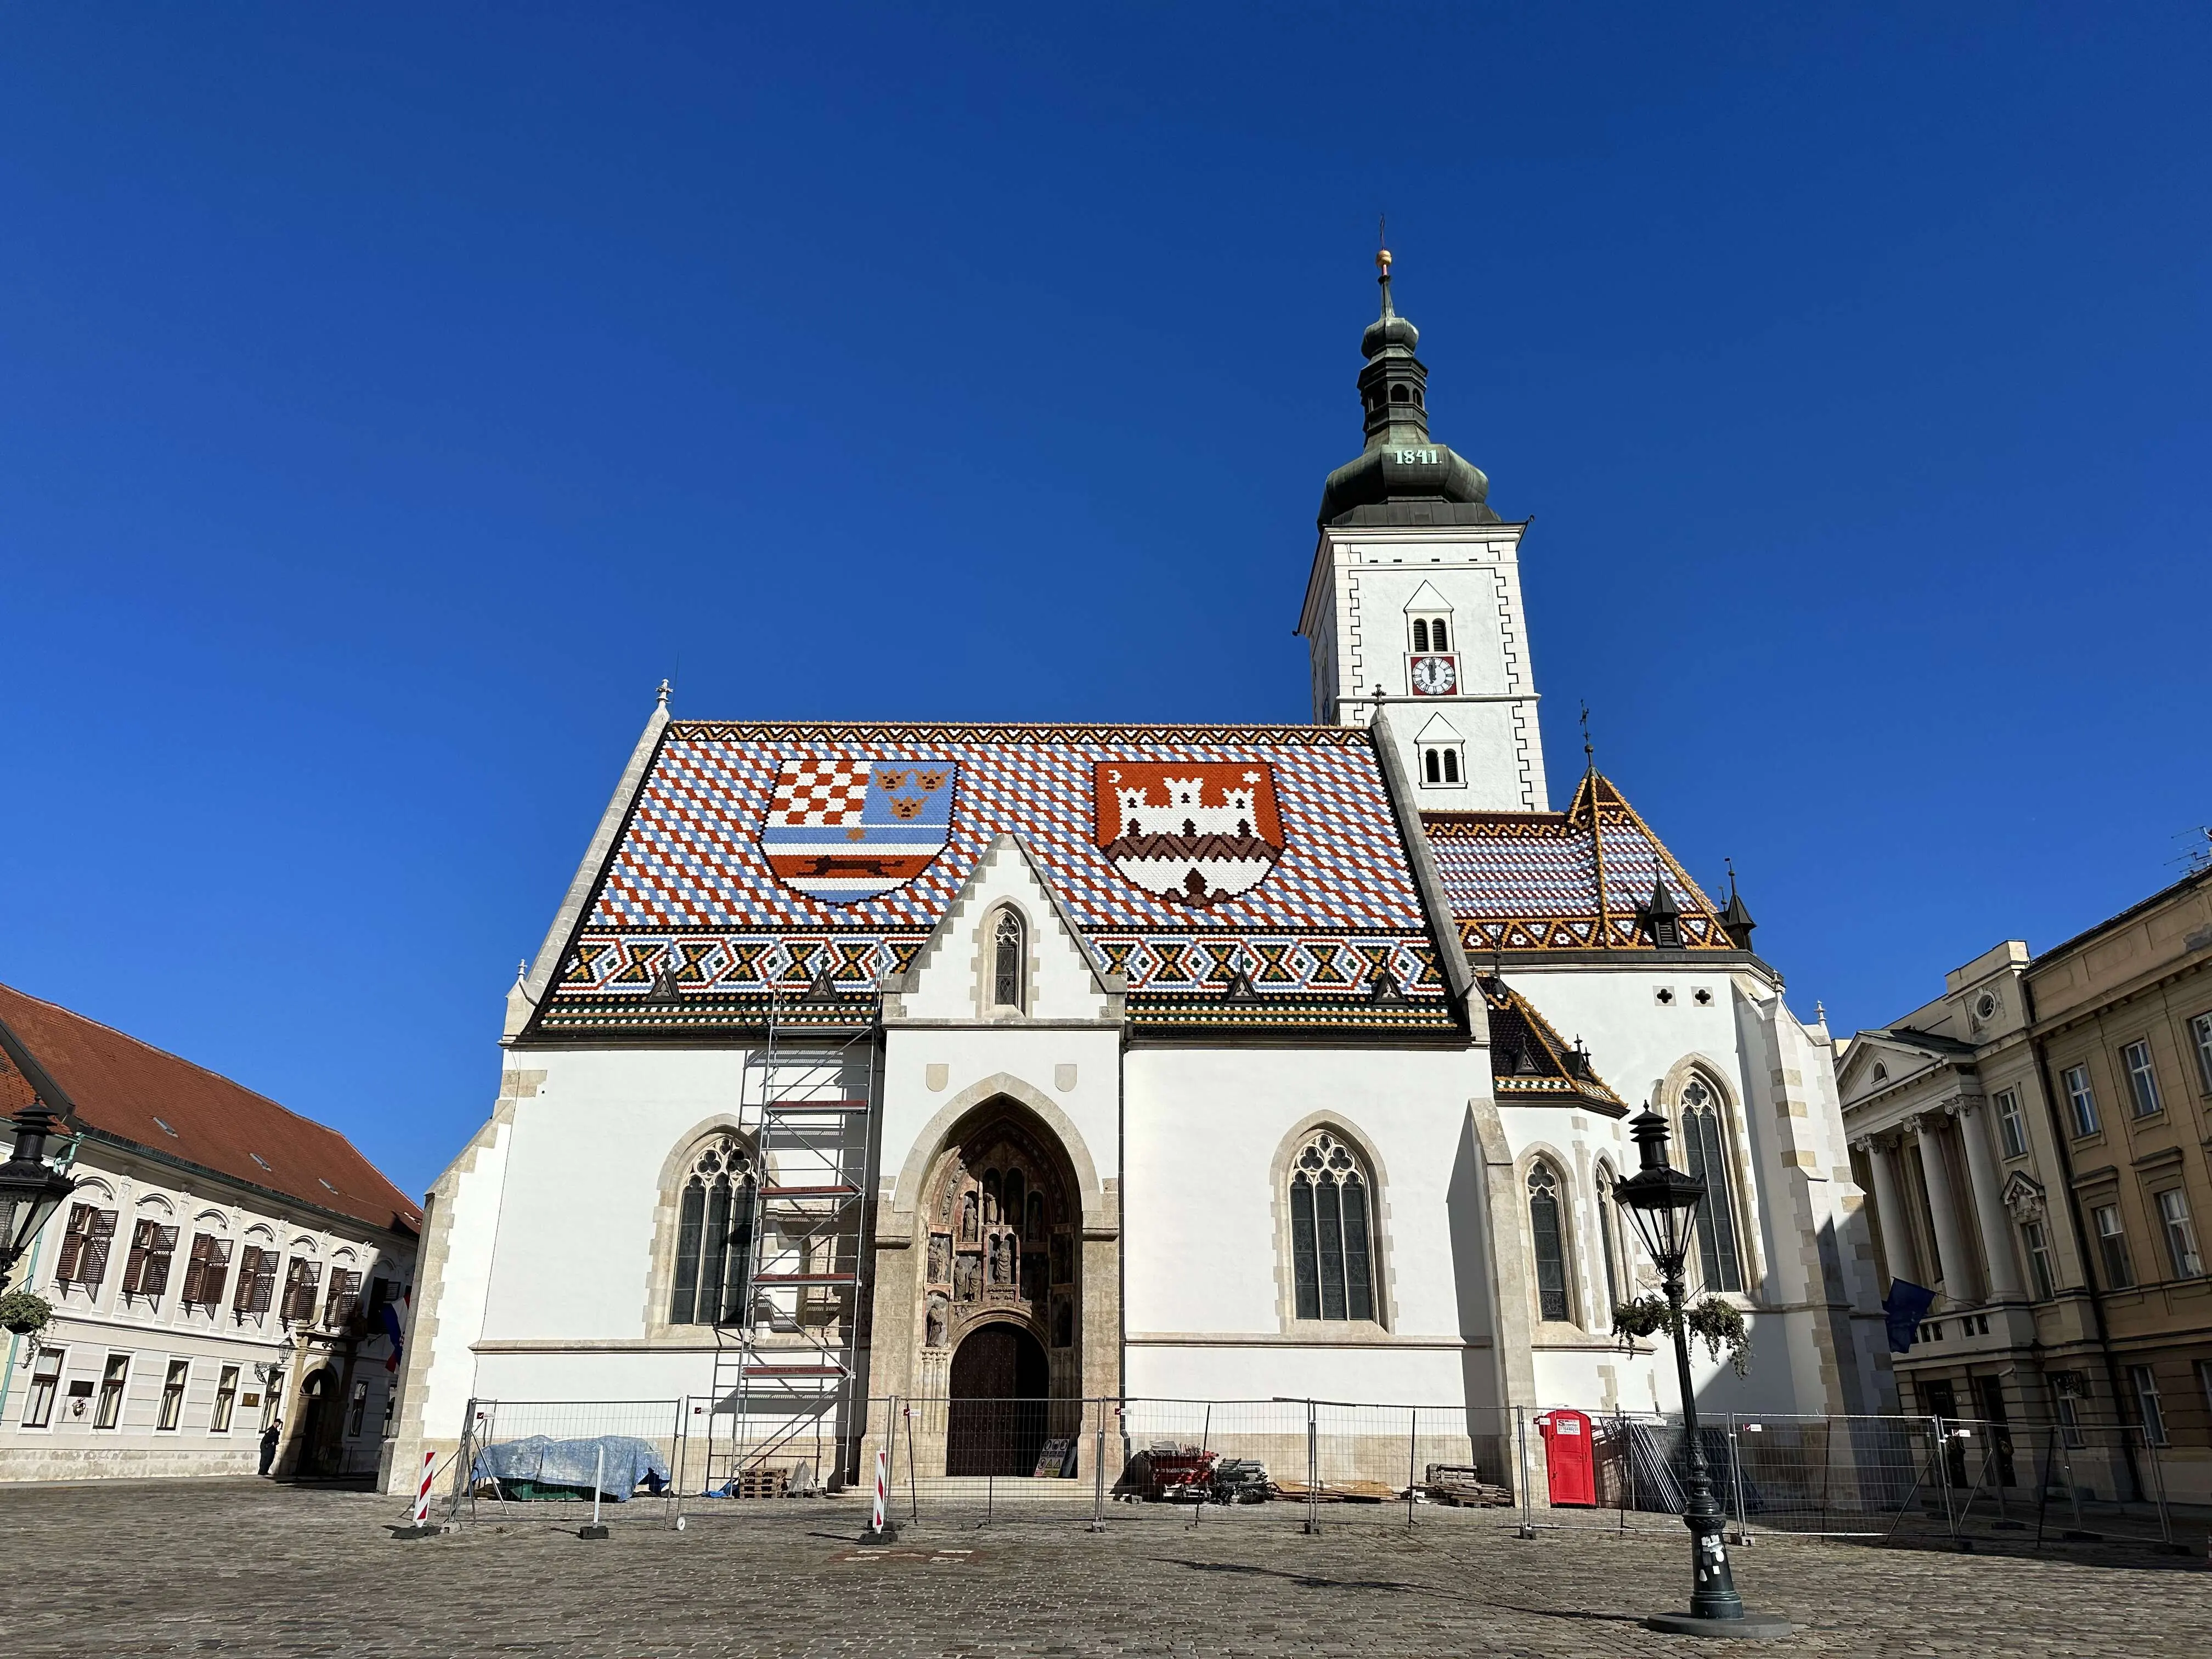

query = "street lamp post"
[
  {"left": 1612, "top": 1106, "right": 1791, "bottom": 1640},
  {"left": 0, "top": 1105, "right": 80, "bottom": 1294}
]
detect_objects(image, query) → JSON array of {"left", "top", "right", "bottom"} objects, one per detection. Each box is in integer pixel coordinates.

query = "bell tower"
[{"left": 1295, "top": 248, "right": 1548, "bottom": 813}]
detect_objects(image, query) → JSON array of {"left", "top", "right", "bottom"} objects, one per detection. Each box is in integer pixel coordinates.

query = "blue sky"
[{"left": 3, "top": 7, "right": 2206, "bottom": 1195}]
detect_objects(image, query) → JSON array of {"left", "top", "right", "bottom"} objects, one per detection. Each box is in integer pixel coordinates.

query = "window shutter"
[
  {"left": 122, "top": 1220, "right": 155, "bottom": 1296},
  {"left": 253, "top": 1250, "right": 278, "bottom": 1314},
  {"left": 181, "top": 1235, "right": 210, "bottom": 1304},
  {"left": 54, "top": 1204, "right": 92, "bottom": 1285},
  {"left": 204, "top": 1238, "right": 232, "bottom": 1308},
  {"left": 233, "top": 1246, "right": 262, "bottom": 1312},
  {"left": 81, "top": 1210, "right": 118, "bottom": 1288},
  {"left": 146, "top": 1226, "right": 179, "bottom": 1297}
]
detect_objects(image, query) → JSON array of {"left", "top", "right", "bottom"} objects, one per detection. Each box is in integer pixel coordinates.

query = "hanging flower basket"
[
  {"left": 1611, "top": 1293, "right": 1752, "bottom": 1378},
  {"left": 0, "top": 1290, "right": 54, "bottom": 1338}
]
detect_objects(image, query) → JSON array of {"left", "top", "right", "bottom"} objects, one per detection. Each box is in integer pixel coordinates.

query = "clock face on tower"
[{"left": 1407, "top": 653, "right": 1459, "bottom": 696}]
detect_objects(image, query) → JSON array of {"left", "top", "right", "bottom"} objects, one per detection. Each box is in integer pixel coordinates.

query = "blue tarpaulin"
[{"left": 470, "top": 1435, "right": 671, "bottom": 1501}]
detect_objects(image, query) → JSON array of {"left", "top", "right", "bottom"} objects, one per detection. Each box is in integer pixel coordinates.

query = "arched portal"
[
  {"left": 918, "top": 1100, "right": 1081, "bottom": 1394},
  {"left": 945, "top": 1323, "right": 1049, "bottom": 1475}
]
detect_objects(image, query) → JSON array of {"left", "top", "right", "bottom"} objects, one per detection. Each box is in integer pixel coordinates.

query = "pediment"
[
  {"left": 1414, "top": 711, "right": 1464, "bottom": 743},
  {"left": 1837, "top": 1034, "right": 1955, "bottom": 1101},
  {"left": 890, "top": 834, "right": 1124, "bottom": 1024},
  {"left": 1402, "top": 580, "right": 1451, "bottom": 614}
]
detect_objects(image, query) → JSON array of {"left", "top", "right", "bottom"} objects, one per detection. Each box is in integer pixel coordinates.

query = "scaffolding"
[{"left": 698, "top": 970, "right": 881, "bottom": 1496}]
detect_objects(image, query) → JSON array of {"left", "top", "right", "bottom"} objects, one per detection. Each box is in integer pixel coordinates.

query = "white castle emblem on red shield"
[{"left": 1092, "top": 761, "right": 1284, "bottom": 907}]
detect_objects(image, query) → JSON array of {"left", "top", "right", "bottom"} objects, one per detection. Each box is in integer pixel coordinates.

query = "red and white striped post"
[
  {"left": 412, "top": 1449, "right": 436, "bottom": 1526},
  {"left": 871, "top": 1446, "right": 889, "bottom": 1533}
]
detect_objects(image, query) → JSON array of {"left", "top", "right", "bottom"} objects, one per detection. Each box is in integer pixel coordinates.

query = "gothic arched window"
[
  {"left": 992, "top": 909, "right": 1025, "bottom": 1010},
  {"left": 1527, "top": 1162, "right": 1571, "bottom": 1322},
  {"left": 670, "top": 1136, "right": 758, "bottom": 1326},
  {"left": 1594, "top": 1163, "right": 1624, "bottom": 1322},
  {"left": 1289, "top": 1130, "right": 1376, "bottom": 1322},
  {"left": 1679, "top": 1076, "right": 1746, "bottom": 1293}
]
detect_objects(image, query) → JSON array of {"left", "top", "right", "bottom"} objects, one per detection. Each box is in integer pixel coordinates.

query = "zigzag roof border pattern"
[{"left": 1421, "top": 767, "right": 1736, "bottom": 955}]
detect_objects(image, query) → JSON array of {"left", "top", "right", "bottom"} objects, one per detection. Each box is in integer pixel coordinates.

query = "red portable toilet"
[{"left": 1537, "top": 1409, "right": 1596, "bottom": 1506}]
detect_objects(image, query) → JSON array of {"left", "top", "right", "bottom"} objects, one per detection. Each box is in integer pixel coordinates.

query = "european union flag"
[{"left": 1883, "top": 1278, "right": 1936, "bottom": 1353}]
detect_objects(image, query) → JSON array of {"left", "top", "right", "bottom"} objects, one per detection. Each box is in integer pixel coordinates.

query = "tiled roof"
[
  {"left": 537, "top": 721, "right": 1458, "bottom": 1035},
  {"left": 0, "top": 984, "right": 421, "bottom": 1235},
  {"left": 1479, "top": 975, "right": 1626, "bottom": 1111},
  {"left": 1423, "top": 769, "right": 1734, "bottom": 955}
]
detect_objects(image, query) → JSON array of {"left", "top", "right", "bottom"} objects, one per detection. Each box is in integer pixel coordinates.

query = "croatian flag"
[{"left": 380, "top": 1286, "right": 410, "bottom": 1373}]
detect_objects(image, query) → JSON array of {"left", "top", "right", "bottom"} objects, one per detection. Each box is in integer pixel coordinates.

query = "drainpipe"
[{"left": 2019, "top": 977, "right": 2141, "bottom": 1501}]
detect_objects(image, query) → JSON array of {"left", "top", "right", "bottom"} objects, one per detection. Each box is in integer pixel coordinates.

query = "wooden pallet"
[{"left": 724, "top": 1468, "right": 791, "bottom": 1499}]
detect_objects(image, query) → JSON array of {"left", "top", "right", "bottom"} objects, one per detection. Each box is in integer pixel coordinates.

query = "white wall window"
[
  {"left": 156, "top": 1359, "right": 189, "bottom": 1431},
  {"left": 1678, "top": 1076, "right": 1746, "bottom": 1293},
  {"left": 2191, "top": 1012, "right": 2212, "bottom": 1094},
  {"left": 669, "top": 1134, "right": 759, "bottom": 1327},
  {"left": 2021, "top": 1220, "right": 2056, "bottom": 1299},
  {"left": 1526, "top": 1163, "right": 1572, "bottom": 1322},
  {"left": 347, "top": 1379, "right": 369, "bottom": 1438},
  {"left": 1288, "top": 1130, "right": 1376, "bottom": 1322},
  {"left": 1594, "top": 1164, "right": 1624, "bottom": 1322},
  {"left": 2121, "top": 1040, "right": 2162, "bottom": 1118},
  {"left": 210, "top": 1365, "right": 240, "bottom": 1434},
  {"left": 1421, "top": 745, "right": 1463, "bottom": 786},
  {"left": 2092, "top": 1204, "right": 2133, "bottom": 1290},
  {"left": 991, "top": 907, "right": 1026, "bottom": 1011},
  {"left": 94, "top": 1353, "right": 129, "bottom": 1430},
  {"left": 2155, "top": 1188, "right": 2203, "bottom": 1278},
  {"left": 2130, "top": 1365, "right": 2168, "bottom": 1446},
  {"left": 1410, "top": 615, "right": 1452, "bottom": 652},
  {"left": 20, "top": 1347, "right": 64, "bottom": 1428},
  {"left": 53, "top": 1202, "right": 117, "bottom": 1293},
  {"left": 2062, "top": 1065, "right": 2099, "bottom": 1136},
  {"left": 1993, "top": 1088, "right": 2028, "bottom": 1159}
]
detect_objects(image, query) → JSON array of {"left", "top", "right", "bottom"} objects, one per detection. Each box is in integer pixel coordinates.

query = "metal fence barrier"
[{"left": 432, "top": 1395, "right": 2206, "bottom": 1555}]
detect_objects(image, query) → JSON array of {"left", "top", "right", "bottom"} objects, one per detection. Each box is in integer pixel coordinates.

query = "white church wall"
[
  {"left": 1121, "top": 1044, "right": 1494, "bottom": 1404},
  {"left": 478, "top": 1047, "right": 754, "bottom": 1344},
  {"left": 878, "top": 1025, "right": 1123, "bottom": 1208}
]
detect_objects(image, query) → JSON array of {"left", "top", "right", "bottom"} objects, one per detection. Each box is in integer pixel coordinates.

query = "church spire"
[{"left": 1317, "top": 246, "right": 1496, "bottom": 527}]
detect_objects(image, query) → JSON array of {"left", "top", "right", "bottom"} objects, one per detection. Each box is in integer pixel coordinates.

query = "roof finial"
[
  {"left": 1579, "top": 701, "right": 1595, "bottom": 770},
  {"left": 1376, "top": 215, "right": 1394, "bottom": 318},
  {"left": 656, "top": 678, "right": 672, "bottom": 710},
  {"left": 1725, "top": 856, "right": 1738, "bottom": 900}
]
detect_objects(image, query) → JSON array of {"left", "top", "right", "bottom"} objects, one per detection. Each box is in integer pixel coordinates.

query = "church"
[{"left": 387, "top": 252, "right": 1892, "bottom": 1493}]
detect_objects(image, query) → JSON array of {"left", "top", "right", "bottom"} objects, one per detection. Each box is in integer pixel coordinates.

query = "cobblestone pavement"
[{"left": 3, "top": 1479, "right": 2209, "bottom": 1657}]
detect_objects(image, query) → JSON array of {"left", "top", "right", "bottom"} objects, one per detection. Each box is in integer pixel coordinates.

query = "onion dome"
[{"left": 1317, "top": 248, "right": 1499, "bottom": 528}]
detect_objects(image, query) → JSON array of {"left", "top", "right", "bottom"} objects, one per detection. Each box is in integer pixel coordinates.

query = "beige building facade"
[{"left": 1839, "top": 867, "right": 2212, "bottom": 1503}]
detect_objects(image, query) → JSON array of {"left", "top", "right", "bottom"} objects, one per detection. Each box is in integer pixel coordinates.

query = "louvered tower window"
[{"left": 1288, "top": 1130, "right": 1376, "bottom": 1322}]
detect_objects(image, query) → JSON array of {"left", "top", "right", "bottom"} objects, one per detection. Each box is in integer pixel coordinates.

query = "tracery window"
[
  {"left": 1289, "top": 1130, "right": 1376, "bottom": 1322},
  {"left": 1594, "top": 1164, "right": 1623, "bottom": 1319},
  {"left": 1527, "top": 1163, "right": 1571, "bottom": 1322},
  {"left": 1678, "top": 1077, "right": 1746, "bottom": 1293},
  {"left": 991, "top": 909, "right": 1025, "bottom": 1011},
  {"left": 670, "top": 1135, "right": 759, "bottom": 1326}
]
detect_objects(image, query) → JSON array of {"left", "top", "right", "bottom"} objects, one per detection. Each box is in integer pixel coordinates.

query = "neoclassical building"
[{"left": 390, "top": 253, "right": 1891, "bottom": 1489}]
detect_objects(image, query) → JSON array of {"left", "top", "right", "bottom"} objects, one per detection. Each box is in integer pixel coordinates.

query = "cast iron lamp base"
[{"left": 1644, "top": 1611, "right": 1796, "bottom": 1640}]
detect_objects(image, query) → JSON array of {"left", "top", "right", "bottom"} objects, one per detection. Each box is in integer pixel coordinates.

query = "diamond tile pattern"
[
  {"left": 550, "top": 722, "right": 1447, "bottom": 1018},
  {"left": 1422, "top": 769, "right": 1732, "bottom": 953}
]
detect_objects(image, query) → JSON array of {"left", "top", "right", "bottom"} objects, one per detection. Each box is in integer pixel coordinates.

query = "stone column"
[
  {"left": 1857, "top": 1135, "right": 1915, "bottom": 1287},
  {"left": 1953, "top": 1101, "right": 2025, "bottom": 1302},
  {"left": 1908, "top": 1113, "right": 1979, "bottom": 1306}
]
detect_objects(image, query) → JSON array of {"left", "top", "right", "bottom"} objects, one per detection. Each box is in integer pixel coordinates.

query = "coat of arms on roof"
[
  {"left": 760, "top": 759, "right": 959, "bottom": 903},
  {"left": 1092, "top": 762, "right": 1284, "bottom": 908}
]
